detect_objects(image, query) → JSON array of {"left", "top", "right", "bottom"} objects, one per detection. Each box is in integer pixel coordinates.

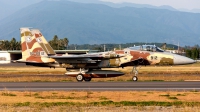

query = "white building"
[{"left": 0, "top": 51, "right": 12, "bottom": 64}]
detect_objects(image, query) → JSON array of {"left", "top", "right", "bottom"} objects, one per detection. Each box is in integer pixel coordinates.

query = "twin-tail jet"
[{"left": 17, "top": 28, "right": 196, "bottom": 82}]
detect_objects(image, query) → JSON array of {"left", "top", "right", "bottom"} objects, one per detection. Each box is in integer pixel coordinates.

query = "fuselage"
[{"left": 26, "top": 45, "right": 195, "bottom": 69}]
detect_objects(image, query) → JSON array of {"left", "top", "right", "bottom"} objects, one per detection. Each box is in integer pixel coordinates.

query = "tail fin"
[
  {"left": 19, "top": 28, "right": 55, "bottom": 63},
  {"left": 31, "top": 29, "right": 56, "bottom": 55}
]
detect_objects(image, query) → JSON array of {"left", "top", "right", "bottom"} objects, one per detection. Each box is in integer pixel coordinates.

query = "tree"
[
  {"left": 60, "top": 38, "right": 69, "bottom": 50},
  {"left": 191, "top": 47, "right": 199, "bottom": 59},
  {"left": 49, "top": 35, "right": 59, "bottom": 50},
  {"left": 1, "top": 40, "right": 10, "bottom": 50},
  {"left": 10, "top": 37, "right": 17, "bottom": 50},
  {"left": 62, "top": 38, "right": 69, "bottom": 49},
  {"left": 49, "top": 35, "right": 69, "bottom": 50},
  {"left": 185, "top": 49, "right": 192, "bottom": 58},
  {"left": 15, "top": 41, "right": 21, "bottom": 50}
]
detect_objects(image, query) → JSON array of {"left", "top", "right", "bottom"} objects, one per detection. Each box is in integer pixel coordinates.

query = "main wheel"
[
  {"left": 84, "top": 77, "right": 92, "bottom": 82},
  {"left": 76, "top": 74, "right": 84, "bottom": 82},
  {"left": 132, "top": 76, "right": 138, "bottom": 81}
]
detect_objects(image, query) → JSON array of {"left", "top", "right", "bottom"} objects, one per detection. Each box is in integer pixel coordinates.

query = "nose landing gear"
[{"left": 132, "top": 66, "right": 138, "bottom": 81}]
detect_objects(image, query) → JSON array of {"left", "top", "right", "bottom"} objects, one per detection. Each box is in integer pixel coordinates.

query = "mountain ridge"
[{"left": 0, "top": 0, "right": 200, "bottom": 46}]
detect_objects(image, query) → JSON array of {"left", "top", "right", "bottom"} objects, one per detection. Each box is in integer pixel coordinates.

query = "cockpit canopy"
[{"left": 127, "top": 45, "right": 164, "bottom": 52}]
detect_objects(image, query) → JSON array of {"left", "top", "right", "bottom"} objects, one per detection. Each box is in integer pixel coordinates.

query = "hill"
[
  {"left": 0, "top": 0, "right": 200, "bottom": 45},
  {"left": 0, "top": 0, "right": 42, "bottom": 20}
]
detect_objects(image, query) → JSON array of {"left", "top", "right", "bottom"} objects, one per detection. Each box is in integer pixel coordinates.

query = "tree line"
[
  {"left": 67, "top": 43, "right": 178, "bottom": 51},
  {"left": 184, "top": 45, "right": 200, "bottom": 60},
  {"left": 0, "top": 38, "right": 21, "bottom": 50},
  {"left": 0, "top": 35, "right": 69, "bottom": 50},
  {"left": 0, "top": 36, "right": 200, "bottom": 59},
  {"left": 49, "top": 35, "right": 69, "bottom": 50}
]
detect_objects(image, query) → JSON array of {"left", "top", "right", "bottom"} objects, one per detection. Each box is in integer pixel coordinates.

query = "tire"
[
  {"left": 132, "top": 76, "right": 138, "bottom": 81},
  {"left": 84, "top": 77, "right": 92, "bottom": 82},
  {"left": 76, "top": 74, "right": 84, "bottom": 82}
]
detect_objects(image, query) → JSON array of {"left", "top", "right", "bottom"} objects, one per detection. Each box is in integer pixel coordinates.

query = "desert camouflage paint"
[{"left": 20, "top": 28, "right": 55, "bottom": 63}]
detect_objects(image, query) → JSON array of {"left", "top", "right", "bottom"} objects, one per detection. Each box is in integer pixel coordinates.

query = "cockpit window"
[
  {"left": 146, "top": 46, "right": 151, "bottom": 51},
  {"left": 128, "top": 46, "right": 141, "bottom": 50},
  {"left": 128, "top": 45, "right": 164, "bottom": 52},
  {"left": 156, "top": 47, "right": 164, "bottom": 52}
]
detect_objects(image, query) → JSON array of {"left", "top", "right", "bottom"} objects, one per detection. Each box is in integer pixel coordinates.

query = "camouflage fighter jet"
[
  {"left": 18, "top": 28, "right": 126, "bottom": 82},
  {"left": 17, "top": 28, "right": 195, "bottom": 82}
]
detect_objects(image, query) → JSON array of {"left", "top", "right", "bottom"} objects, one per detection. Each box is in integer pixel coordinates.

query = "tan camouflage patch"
[
  {"left": 20, "top": 28, "right": 55, "bottom": 63},
  {"left": 147, "top": 53, "right": 174, "bottom": 65}
]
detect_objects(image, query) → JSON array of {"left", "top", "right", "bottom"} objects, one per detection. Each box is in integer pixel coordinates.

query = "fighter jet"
[{"left": 17, "top": 28, "right": 195, "bottom": 82}]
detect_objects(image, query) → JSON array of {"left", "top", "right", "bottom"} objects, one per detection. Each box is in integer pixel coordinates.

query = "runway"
[{"left": 0, "top": 82, "right": 200, "bottom": 91}]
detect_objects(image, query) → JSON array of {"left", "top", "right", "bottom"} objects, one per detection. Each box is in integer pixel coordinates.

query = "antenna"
[{"left": 178, "top": 41, "right": 179, "bottom": 53}]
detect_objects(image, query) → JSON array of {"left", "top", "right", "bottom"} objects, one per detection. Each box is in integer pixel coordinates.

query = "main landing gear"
[
  {"left": 76, "top": 74, "right": 92, "bottom": 82},
  {"left": 65, "top": 68, "right": 92, "bottom": 82},
  {"left": 76, "top": 68, "right": 92, "bottom": 82},
  {"left": 76, "top": 74, "right": 84, "bottom": 82}
]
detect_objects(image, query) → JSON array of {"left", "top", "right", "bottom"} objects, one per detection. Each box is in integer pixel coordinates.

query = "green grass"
[
  {"left": 168, "top": 97, "right": 178, "bottom": 100},
  {"left": 33, "top": 93, "right": 39, "bottom": 96},
  {"left": 99, "top": 96, "right": 109, "bottom": 100},
  {"left": 13, "top": 101, "right": 200, "bottom": 107},
  {"left": 52, "top": 92, "right": 58, "bottom": 95},
  {"left": 190, "top": 90, "right": 199, "bottom": 92},
  {"left": 159, "top": 94, "right": 178, "bottom": 100},
  {"left": 176, "top": 94, "right": 186, "bottom": 96},
  {"left": 33, "top": 80, "right": 42, "bottom": 82},
  {"left": 14, "top": 102, "right": 31, "bottom": 106},
  {"left": 66, "top": 96, "right": 74, "bottom": 99},
  {"left": 159, "top": 94, "right": 170, "bottom": 97},
  {"left": 146, "top": 80, "right": 164, "bottom": 82},
  {"left": 2, "top": 92, "right": 17, "bottom": 96},
  {"left": 35, "top": 95, "right": 66, "bottom": 99}
]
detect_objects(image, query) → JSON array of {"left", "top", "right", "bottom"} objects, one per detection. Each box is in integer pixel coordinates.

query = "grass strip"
[{"left": 13, "top": 101, "right": 200, "bottom": 107}]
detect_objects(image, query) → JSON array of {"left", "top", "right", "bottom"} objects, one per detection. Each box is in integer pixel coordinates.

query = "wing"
[
  {"left": 48, "top": 54, "right": 103, "bottom": 59},
  {"left": 48, "top": 54, "right": 104, "bottom": 63},
  {"left": 48, "top": 52, "right": 125, "bottom": 63}
]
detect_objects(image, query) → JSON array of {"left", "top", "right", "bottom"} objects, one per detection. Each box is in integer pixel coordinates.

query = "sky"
[{"left": 100, "top": 0, "right": 200, "bottom": 10}]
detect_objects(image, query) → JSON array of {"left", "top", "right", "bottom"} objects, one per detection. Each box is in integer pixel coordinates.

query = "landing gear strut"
[{"left": 132, "top": 66, "right": 138, "bottom": 81}]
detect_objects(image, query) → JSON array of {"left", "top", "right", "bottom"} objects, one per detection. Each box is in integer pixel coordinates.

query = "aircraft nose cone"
[{"left": 173, "top": 55, "right": 196, "bottom": 65}]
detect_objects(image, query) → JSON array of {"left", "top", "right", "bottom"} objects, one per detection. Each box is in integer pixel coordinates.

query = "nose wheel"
[
  {"left": 132, "top": 76, "right": 138, "bottom": 81},
  {"left": 132, "top": 66, "right": 139, "bottom": 81}
]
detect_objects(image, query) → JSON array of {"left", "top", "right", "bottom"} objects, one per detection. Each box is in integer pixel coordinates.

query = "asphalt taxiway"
[{"left": 0, "top": 82, "right": 200, "bottom": 91}]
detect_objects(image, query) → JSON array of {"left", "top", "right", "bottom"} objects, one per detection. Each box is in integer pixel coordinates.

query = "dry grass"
[
  {"left": 1, "top": 91, "right": 200, "bottom": 104},
  {"left": 0, "top": 67, "right": 65, "bottom": 75},
  {"left": 1, "top": 91, "right": 200, "bottom": 111}
]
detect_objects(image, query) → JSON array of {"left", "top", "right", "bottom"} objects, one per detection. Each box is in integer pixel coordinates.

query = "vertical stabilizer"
[
  {"left": 19, "top": 28, "right": 55, "bottom": 63},
  {"left": 31, "top": 29, "right": 55, "bottom": 55}
]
